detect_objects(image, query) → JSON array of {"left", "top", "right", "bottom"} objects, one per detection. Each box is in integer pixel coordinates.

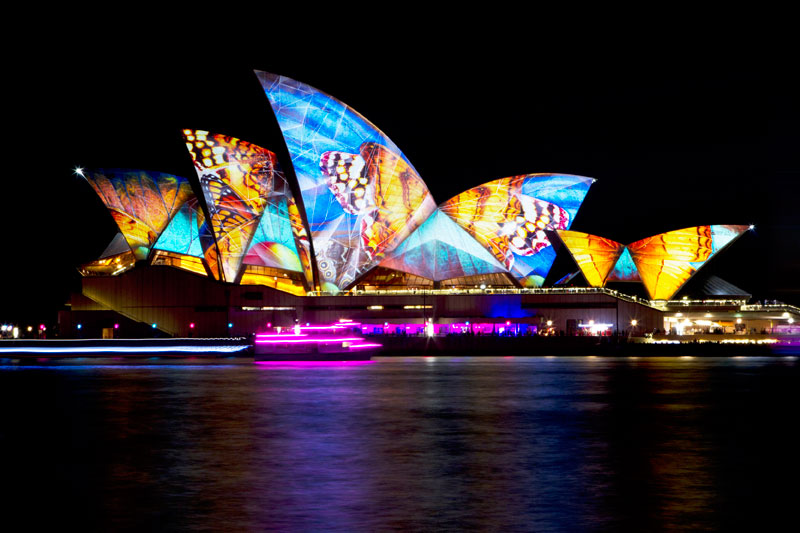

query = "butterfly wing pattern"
[
  {"left": 183, "top": 129, "right": 312, "bottom": 287},
  {"left": 556, "top": 230, "right": 625, "bottom": 287},
  {"left": 79, "top": 73, "right": 749, "bottom": 302},
  {"left": 83, "top": 169, "right": 194, "bottom": 261},
  {"left": 439, "top": 174, "right": 594, "bottom": 287},
  {"left": 255, "top": 71, "right": 436, "bottom": 292},
  {"left": 627, "top": 225, "right": 749, "bottom": 300},
  {"left": 557, "top": 225, "right": 750, "bottom": 299}
]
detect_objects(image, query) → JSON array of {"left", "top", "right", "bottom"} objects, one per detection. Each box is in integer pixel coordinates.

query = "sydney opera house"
[{"left": 61, "top": 71, "right": 794, "bottom": 340}]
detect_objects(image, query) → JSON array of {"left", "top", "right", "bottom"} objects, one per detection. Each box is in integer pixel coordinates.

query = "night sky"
[{"left": 5, "top": 43, "right": 798, "bottom": 323}]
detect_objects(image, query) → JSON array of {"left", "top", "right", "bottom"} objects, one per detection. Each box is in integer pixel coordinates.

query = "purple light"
[
  {"left": 254, "top": 360, "right": 375, "bottom": 367},
  {"left": 256, "top": 333, "right": 309, "bottom": 338},
  {"left": 298, "top": 325, "right": 353, "bottom": 331},
  {"left": 0, "top": 345, "right": 249, "bottom": 354},
  {"left": 255, "top": 337, "right": 364, "bottom": 344},
  {"left": 349, "top": 343, "right": 382, "bottom": 349}
]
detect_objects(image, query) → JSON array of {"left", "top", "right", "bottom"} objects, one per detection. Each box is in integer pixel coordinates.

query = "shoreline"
[{"left": 1, "top": 336, "right": 797, "bottom": 359}]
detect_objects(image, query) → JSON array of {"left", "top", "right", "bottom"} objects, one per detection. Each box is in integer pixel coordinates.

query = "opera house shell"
[{"left": 71, "top": 72, "right": 750, "bottom": 337}]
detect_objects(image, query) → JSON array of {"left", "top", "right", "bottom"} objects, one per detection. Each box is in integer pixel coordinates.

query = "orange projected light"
[
  {"left": 559, "top": 225, "right": 750, "bottom": 300},
  {"left": 437, "top": 174, "right": 590, "bottom": 287},
  {"left": 286, "top": 196, "right": 313, "bottom": 288},
  {"left": 627, "top": 226, "right": 714, "bottom": 300},
  {"left": 84, "top": 169, "right": 193, "bottom": 260},
  {"left": 557, "top": 230, "right": 625, "bottom": 287},
  {"left": 319, "top": 142, "right": 436, "bottom": 283},
  {"left": 184, "top": 130, "right": 280, "bottom": 283},
  {"left": 441, "top": 178, "right": 566, "bottom": 267},
  {"left": 151, "top": 250, "right": 208, "bottom": 277}
]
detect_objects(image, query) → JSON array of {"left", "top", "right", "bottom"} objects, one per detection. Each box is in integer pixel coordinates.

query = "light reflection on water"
[{"left": 1, "top": 356, "right": 798, "bottom": 531}]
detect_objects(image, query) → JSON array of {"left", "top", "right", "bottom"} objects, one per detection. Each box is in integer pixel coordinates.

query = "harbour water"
[{"left": 1, "top": 356, "right": 798, "bottom": 531}]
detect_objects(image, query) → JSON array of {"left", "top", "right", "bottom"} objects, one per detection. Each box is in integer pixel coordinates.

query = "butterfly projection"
[
  {"left": 439, "top": 174, "right": 594, "bottom": 287},
  {"left": 256, "top": 72, "right": 590, "bottom": 291},
  {"left": 320, "top": 142, "right": 435, "bottom": 259},
  {"left": 557, "top": 225, "right": 750, "bottom": 300},
  {"left": 83, "top": 169, "right": 194, "bottom": 261},
  {"left": 183, "top": 129, "right": 312, "bottom": 286},
  {"left": 256, "top": 71, "right": 437, "bottom": 292}
]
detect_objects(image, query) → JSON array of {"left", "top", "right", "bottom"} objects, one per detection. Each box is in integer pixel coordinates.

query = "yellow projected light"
[
  {"left": 184, "top": 129, "right": 280, "bottom": 283},
  {"left": 558, "top": 225, "right": 749, "bottom": 300},
  {"left": 84, "top": 169, "right": 194, "bottom": 261},
  {"left": 556, "top": 230, "right": 625, "bottom": 287}
]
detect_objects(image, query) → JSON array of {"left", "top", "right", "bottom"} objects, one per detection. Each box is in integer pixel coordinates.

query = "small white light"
[{"left": 74, "top": 167, "right": 85, "bottom": 177}]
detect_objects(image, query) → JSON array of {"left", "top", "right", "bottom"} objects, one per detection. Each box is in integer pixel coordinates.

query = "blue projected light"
[
  {"left": 439, "top": 174, "right": 595, "bottom": 288},
  {"left": 256, "top": 71, "right": 436, "bottom": 292},
  {"left": 153, "top": 200, "right": 204, "bottom": 258}
]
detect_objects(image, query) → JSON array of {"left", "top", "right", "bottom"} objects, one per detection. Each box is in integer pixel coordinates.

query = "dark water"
[{"left": 1, "top": 356, "right": 799, "bottom": 531}]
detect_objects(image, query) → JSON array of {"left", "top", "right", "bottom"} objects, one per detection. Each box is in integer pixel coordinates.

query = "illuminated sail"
[
  {"left": 153, "top": 196, "right": 204, "bottom": 258},
  {"left": 628, "top": 225, "right": 750, "bottom": 300},
  {"left": 439, "top": 174, "right": 594, "bottom": 287},
  {"left": 255, "top": 71, "right": 436, "bottom": 292},
  {"left": 606, "top": 247, "right": 641, "bottom": 282},
  {"left": 183, "top": 129, "right": 306, "bottom": 283},
  {"left": 556, "top": 230, "right": 625, "bottom": 287},
  {"left": 379, "top": 210, "right": 507, "bottom": 281},
  {"left": 83, "top": 169, "right": 193, "bottom": 260}
]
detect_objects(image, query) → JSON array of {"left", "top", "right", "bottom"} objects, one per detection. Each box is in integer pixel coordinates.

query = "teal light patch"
[
  {"left": 153, "top": 202, "right": 203, "bottom": 258},
  {"left": 608, "top": 247, "right": 640, "bottom": 282},
  {"left": 380, "top": 210, "right": 506, "bottom": 281}
]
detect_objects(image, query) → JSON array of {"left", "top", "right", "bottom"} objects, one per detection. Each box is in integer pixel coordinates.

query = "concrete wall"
[{"left": 69, "top": 267, "right": 663, "bottom": 338}]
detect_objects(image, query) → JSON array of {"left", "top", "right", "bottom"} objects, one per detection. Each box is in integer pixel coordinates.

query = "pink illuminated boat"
[{"left": 253, "top": 320, "right": 381, "bottom": 361}]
